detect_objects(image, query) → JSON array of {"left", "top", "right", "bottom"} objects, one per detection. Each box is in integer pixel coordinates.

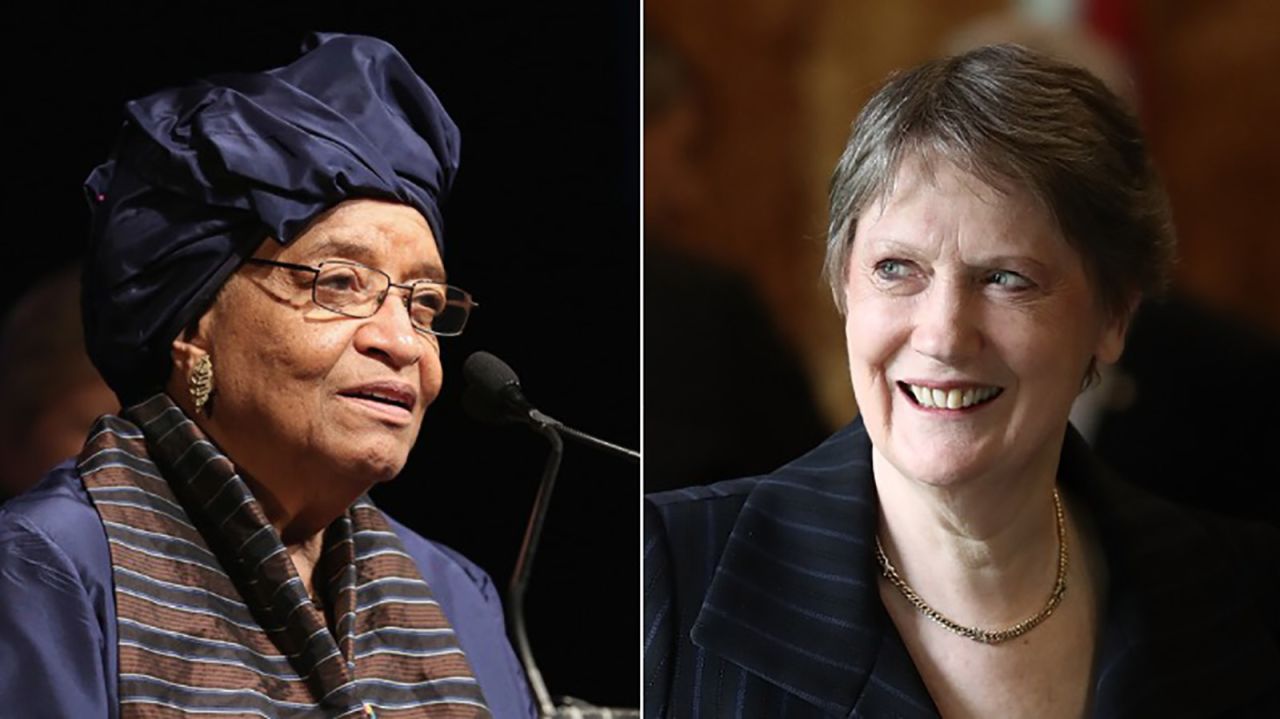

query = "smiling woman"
[
  {"left": 844, "top": 156, "right": 1127, "bottom": 492},
  {"left": 0, "top": 34, "right": 532, "bottom": 718},
  {"left": 644, "top": 44, "right": 1280, "bottom": 718}
]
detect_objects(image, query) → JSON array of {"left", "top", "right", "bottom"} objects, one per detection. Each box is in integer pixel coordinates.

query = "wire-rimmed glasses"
[{"left": 244, "top": 258, "right": 476, "bottom": 337}]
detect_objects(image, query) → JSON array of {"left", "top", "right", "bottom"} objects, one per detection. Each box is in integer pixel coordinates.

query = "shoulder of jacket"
[{"left": 646, "top": 475, "right": 762, "bottom": 510}]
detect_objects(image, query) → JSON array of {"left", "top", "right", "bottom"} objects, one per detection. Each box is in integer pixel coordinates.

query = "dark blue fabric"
[
  {"left": 82, "top": 33, "right": 460, "bottom": 404},
  {"left": 0, "top": 461, "right": 535, "bottom": 719},
  {"left": 645, "top": 417, "right": 1280, "bottom": 718}
]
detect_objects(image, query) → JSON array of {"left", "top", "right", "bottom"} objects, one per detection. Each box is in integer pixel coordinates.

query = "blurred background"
[
  {"left": 1, "top": 2, "right": 637, "bottom": 708},
  {"left": 645, "top": 0, "right": 1280, "bottom": 525}
]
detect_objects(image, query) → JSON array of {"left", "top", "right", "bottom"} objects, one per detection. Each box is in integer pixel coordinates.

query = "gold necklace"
[{"left": 874, "top": 488, "right": 1068, "bottom": 645}]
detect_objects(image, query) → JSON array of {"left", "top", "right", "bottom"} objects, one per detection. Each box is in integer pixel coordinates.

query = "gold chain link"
[{"left": 875, "top": 488, "right": 1068, "bottom": 645}]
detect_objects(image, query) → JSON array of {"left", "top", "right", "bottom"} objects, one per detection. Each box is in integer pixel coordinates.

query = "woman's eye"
[
  {"left": 411, "top": 289, "right": 444, "bottom": 313},
  {"left": 317, "top": 269, "right": 362, "bottom": 293},
  {"left": 985, "top": 270, "right": 1033, "bottom": 290},
  {"left": 873, "top": 260, "right": 913, "bottom": 280}
]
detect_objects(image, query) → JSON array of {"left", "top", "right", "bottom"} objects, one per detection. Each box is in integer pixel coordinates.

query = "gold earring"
[{"left": 189, "top": 354, "right": 214, "bottom": 413}]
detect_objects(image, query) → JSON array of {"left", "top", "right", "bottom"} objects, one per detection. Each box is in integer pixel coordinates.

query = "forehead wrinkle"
[{"left": 297, "top": 234, "right": 446, "bottom": 283}]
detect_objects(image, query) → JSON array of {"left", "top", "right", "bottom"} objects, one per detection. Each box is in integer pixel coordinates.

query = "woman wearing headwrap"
[{"left": 0, "top": 34, "right": 533, "bottom": 718}]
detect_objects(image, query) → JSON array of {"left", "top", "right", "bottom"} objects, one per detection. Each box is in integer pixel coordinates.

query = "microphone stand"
[
  {"left": 530, "top": 410, "right": 639, "bottom": 463},
  {"left": 507, "top": 419, "right": 562, "bottom": 718},
  {"left": 506, "top": 416, "right": 640, "bottom": 719}
]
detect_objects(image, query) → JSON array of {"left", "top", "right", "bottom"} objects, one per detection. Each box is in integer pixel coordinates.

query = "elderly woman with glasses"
[
  {"left": 644, "top": 44, "right": 1280, "bottom": 718},
  {"left": 0, "top": 34, "right": 532, "bottom": 718}
]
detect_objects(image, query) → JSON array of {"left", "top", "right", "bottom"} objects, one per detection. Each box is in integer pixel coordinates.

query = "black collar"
[{"left": 689, "top": 418, "right": 1280, "bottom": 717}]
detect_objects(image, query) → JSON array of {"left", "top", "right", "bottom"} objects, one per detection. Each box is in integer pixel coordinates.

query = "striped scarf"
[{"left": 78, "top": 393, "right": 492, "bottom": 718}]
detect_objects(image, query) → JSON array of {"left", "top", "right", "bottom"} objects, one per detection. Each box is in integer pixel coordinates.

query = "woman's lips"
[
  {"left": 897, "top": 381, "right": 1004, "bottom": 411},
  {"left": 337, "top": 380, "right": 418, "bottom": 426},
  {"left": 340, "top": 394, "right": 415, "bottom": 425}
]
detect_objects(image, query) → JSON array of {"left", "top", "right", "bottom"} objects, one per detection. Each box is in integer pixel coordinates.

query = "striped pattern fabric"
[
  {"left": 644, "top": 418, "right": 1280, "bottom": 718},
  {"left": 79, "top": 393, "right": 491, "bottom": 718}
]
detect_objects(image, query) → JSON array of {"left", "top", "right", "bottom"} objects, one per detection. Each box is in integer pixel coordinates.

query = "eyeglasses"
[{"left": 244, "top": 258, "right": 477, "bottom": 337}]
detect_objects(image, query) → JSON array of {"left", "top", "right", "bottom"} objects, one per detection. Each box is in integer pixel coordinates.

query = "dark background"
[{"left": 3, "top": 2, "right": 638, "bottom": 707}]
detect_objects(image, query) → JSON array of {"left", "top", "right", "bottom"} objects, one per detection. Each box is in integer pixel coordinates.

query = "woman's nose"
[
  {"left": 910, "top": 280, "right": 983, "bottom": 364},
  {"left": 354, "top": 290, "right": 424, "bottom": 368}
]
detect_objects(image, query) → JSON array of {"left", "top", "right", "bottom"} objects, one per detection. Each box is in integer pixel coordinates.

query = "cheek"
[
  {"left": 843, "top": 286, "right": 901, "bottom": 368},
  {"left": 418, "top": 347, "right": 444, "bottom": 407},
  {"left": 843, "top": 309, "right": 900, "bottom": 411},
  {"left": 995, "top": 314, "right": 1091, "bottom": 395},
  {"left": 222, "top": 315, "right": 345, "bottom": 410}
]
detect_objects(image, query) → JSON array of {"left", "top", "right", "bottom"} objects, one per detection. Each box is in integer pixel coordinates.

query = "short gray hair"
[{"left": 824, "top": 44, "right": 1175, "bottom": 317}]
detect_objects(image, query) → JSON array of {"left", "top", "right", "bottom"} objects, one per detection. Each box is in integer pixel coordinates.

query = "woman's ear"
[
  {"left": 170, "top": 311, "right": 216, "bottom": 377},
  {"left": 168, "top": 310, "right": 218, "bottom": 413},
  {"left": 1095, "top": 294, "right": 1140, "bottom": 366}
]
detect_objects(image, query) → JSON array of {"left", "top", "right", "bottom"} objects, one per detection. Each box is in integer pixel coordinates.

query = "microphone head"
[
  {"left": 462, "top": 351, "right": 529, "bottom": 425},
  {"left": 463, "top": 350, "right": 521, "bottom": 394}
]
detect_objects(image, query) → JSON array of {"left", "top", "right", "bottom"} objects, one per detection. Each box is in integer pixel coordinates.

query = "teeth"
[
  {"left": 905, "top": 383, "right": 999, "bottom": 410},
  {"left": 353, "top": 392, "right": 406, "bottom": 408}
]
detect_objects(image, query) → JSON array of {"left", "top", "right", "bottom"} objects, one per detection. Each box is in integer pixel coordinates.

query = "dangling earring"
[{"left": 189, "top": 354, "right": 214, "bottom": 413}]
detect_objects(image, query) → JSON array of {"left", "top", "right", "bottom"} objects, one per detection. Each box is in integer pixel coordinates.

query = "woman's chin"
[
  {"left": 330, "top": 444, "right": 412, "bottom": 488},
  {"left": 362, "top": 456, "right": 410, "bottom": 485},
  {"left": 877, "top": 440, "right": 1001, "bottom": 489}
]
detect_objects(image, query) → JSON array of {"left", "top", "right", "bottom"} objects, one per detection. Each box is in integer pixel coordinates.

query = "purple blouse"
[{"left": 0, "top": 461, "right": 536, "bottom": 718}]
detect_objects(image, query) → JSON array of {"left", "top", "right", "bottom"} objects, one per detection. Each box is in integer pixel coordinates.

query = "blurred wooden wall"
[
  {"left": 646, "top": 0, "right": 1280, "bottom": 425},
  {"left": 1141, "top": 0, "right": 1280, "bottom": 335}
]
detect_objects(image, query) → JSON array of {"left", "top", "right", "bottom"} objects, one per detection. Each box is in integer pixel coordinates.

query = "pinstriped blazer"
[{"left": 644, "top": 418, "right": 1280, "bottom": 718}]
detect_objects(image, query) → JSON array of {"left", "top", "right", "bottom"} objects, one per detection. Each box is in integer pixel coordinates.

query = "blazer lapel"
[
  {"left": 689, "top": 419, "right": 940, "bottom": 717},
  {"left": 686, "top": 420, "right": 1279, "bottom": 717}
]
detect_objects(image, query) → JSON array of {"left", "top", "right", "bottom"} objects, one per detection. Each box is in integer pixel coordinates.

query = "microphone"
[
  {"left": 463, "top": 351, "right": 639, "bottom": 461},
  {"left": 461, "top": 351, "right": 541, "bottom": 425},
  {"left": 462, "top": 351, "right": 640, "bottom": 718}
]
